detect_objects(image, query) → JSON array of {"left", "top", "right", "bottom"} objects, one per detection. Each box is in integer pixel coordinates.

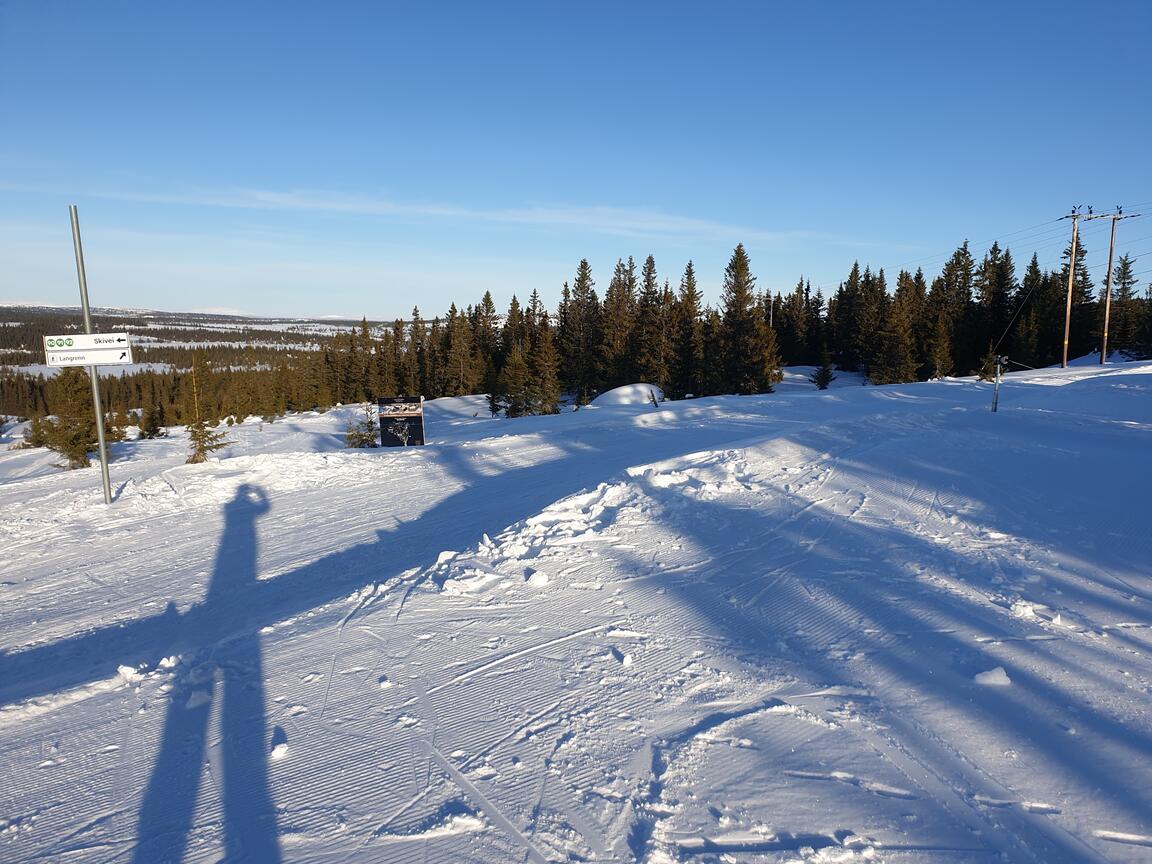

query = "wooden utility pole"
[
  {"left": 1061, "top": 207, "right": 1116, "bottom": 368},
  {"left": 1060, "top": 208, "right": 1081, "bottom": 369},
  {"left": 1099, "top": 208, "right": 1142, "bottom": 364}
]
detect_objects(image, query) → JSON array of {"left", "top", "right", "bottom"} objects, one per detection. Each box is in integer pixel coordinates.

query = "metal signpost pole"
[
  {"left": 69, "top": 205, "right": 113, "bottom": 505},
  {"left": 991, "top": 355, "right": 1005, "bottom": 413}
]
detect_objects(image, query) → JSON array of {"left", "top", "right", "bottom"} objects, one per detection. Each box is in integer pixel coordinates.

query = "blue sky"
[{"left": 2, "top": 1, "right": 1150, "bottom": 319}]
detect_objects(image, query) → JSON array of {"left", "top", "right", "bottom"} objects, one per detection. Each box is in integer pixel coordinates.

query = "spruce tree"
[
  {"left": 870, "top": 275, "right": 918, "bottom": 384},
  {"left": 976, "top": 345, "right": 999, "bottom": 382},
  {"left": 856, "top": 267, "right": 889, "bottom": 375},
  {"left": 1141, "top": 282, "right": 1152, "bottom": 357},
  {"left": 720, "top": 244, "right": 781, "bottom": 394},
  {"left": 909, "top": 269, "right": 931, "bottom": 377},
  {"left": 443, "top": 304, "right": 478, "bottom": 396},
  {"left": 525, "top": 289, "right": 546, "bottom": 348},
  {"left": 186, "top": 357, "right": 230, "bottom": 464},
  {"left": 405, "top": 308, "right": 426, "bottom": 395},
  {"left": 558, "top": 260, "right": 602, "bottom": 404},
  {"left": 1034, "top": 268, "right": 1070, "bottom": 367},
  {"left": 44, "top": 367, "right": 97, "bottom": 469},
  {"left": 632, "top": 255, "right": 669, "bottom": 388},
  {"left": 139, "top": 403, "right": 167, "bottom": 439},
  {"left": 425, "top": 317, "right": 443, "bottom": 397},
  {"left": 1060, "top": 240, "right": 1096, "bottom": 360},
  {"left": 937, "top": 242, "right": 977, "bottom": 373},
  {"left": 927, "top": 310, "right": 953, "bottom": 379},
  {"left": 974, "top": 243, "right": 1017, "bottom": 354},
  {"left": 376, "top": 329, "right": 399, "bottom": 398},
  {"left": 600, "top": 258, "right": 637, "bottom": 388},
  {"left": 699, "top": 309, "right": 726, "bottom": 396},
  {"left": 1107, "top": 254, "right": 1141, "bottom": 356},
  {"left": 23, "top": 415, "right": 52, "bottom": 449},
  {"left": 805, "top": 284, "right": 827, "bottom": 363},
  {"left": 345, "top": 403, "right": 380, "bottom": 447},
  {"left": 777, "top": 278, "right": 809, "bottom": 364},
  {"left": 356, "top": 318, "right": 377, "bottom": 399},
  {"left": 1010, "top": 254, "right": 1045, "bottom": 368},
  {"left": 472, "top": 292, "right": 500, "bottom": 398},
  {"left": 527, "top": 315, "right": 562, "bottom": 414},
  {"left": 500, "top": 296, "right": 526, "bottom": 368},
  {"left": 186, "top": 417, "right": 229, "bottom": 463},
  {"left": 831, "top": 263, "right": 862, "bottom": 370},
  {"left": 670, "top": 260, "right": 705, "bottom": 399},
  {"left": 810, "top": 347, "right": 836, "bottom": 390},
  {"left": 492, "top": 343, "right": 531, "bottom": 418}
]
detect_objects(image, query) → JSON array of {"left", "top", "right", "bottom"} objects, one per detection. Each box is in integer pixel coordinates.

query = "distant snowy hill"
[{"left": 2, "top": 362, "right": 1151, "bottom": 863}]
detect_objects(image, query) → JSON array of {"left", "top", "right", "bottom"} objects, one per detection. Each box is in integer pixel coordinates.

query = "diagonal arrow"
[{"left": 120, "top": 352, "right": 127, "bottom": 360}]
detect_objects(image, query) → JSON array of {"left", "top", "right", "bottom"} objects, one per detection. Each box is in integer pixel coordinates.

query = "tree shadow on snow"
[
  {"left": 614, "top": 418, "right": 1152, "bottom": 859},
  {"left": 2, "top": 394, "right": 1150, "bottom": 860}
]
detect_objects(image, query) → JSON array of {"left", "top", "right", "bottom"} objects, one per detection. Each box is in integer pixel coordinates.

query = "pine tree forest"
[{"left": 3, "top": 240, "right": 1151, "bottom": 426}]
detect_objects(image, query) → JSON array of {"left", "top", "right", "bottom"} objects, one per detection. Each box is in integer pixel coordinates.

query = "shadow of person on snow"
[{"left": 132, "top": 484, "right": 281, "bottom": 863}]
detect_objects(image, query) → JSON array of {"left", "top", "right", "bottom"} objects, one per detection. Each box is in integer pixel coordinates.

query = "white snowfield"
[{"left": 1, "top": 363, "right": 1151, "bottom": 863}]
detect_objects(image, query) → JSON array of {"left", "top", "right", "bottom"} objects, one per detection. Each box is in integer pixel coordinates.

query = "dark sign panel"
[{"left": 378, "top": 396, "right": 425, "bottom": 447}]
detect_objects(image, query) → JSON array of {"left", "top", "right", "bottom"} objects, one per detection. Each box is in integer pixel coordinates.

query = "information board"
[
  {"left": 44, "top": 332, "right": 133, "bottom": 367},
  {"left": 377, "top": 396, "right": 425, "bottom": 447}
]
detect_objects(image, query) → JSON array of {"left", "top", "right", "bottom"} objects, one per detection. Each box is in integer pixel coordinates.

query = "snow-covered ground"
[{"left": 2, "top": 363, "right": 1151, "bottom": 863}]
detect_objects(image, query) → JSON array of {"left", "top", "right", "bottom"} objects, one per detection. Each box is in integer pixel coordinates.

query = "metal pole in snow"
[
  {"left": 70, "top": 205, "right": 113, "bottom": 504},
  {"left": 991, "top": 355, "right": 1002, "bottom": 412}
]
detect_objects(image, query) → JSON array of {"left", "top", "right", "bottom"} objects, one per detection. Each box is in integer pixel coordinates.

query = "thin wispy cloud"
[{"left": 1, "top": 180, "right": 824, "bottom": 246}]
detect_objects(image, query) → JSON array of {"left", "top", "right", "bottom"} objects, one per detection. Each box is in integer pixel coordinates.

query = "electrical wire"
[
  {"left": 992, "top": 276, "right": 1043, "bottom": 353},
  {"left": 890, "top": 217, "right": 1066, "bottom": 275}
]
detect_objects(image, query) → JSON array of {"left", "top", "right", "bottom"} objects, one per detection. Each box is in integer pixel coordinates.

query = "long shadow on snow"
[
  {"left": 619, "top": 421, "right": 1152, "bottom": 859},
  {"left": 4, "top": 392, "right": 1149, "bottom": 857},
  {"left": 0, "top": 416, "right": 778, "bottom": 707},
  {"left": 132, "top": 484, "right": 281, "bottom": 863}
]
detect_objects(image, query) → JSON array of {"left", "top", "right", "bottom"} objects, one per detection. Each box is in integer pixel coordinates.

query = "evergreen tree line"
[
  {"left": 3, "top": 242, "right": 1151, "bottom": 427},
  {"left": 816, "top": 242, "right": 1151, "bottom": 383}
]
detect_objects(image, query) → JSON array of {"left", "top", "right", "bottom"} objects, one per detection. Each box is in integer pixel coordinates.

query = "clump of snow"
[
  {"left": 974, "top": 666, "right": 1012, "bottom": 687},
  {"left": 591, "top": 383, "right": 664, "bottom": 406},
  {"left": 116, "top": 665, "right": 145, "bottom": 686},
  {"left": 269, "top": 726, "right": 289, "bottom": 760},
  {"left": 523, "top": 567, "right": 549, "bottom": 587}
]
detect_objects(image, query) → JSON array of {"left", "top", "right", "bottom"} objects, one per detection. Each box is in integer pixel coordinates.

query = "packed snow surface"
[{"left": 2, "top": 363, "right": 1152, "bottom": 863}]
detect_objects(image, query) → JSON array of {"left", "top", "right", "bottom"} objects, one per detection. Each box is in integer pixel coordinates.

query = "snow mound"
[
  {"left": 591, "top": 383, "right": 664, "bottom": 406},
  {"left": 974, "top": 666, "right": 1012, "bottom": 687}
]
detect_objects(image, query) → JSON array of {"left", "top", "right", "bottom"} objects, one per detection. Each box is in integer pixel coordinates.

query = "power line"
[
  {"left": 889, "top": 217, "right": 1066, "bottom": 275},
  {"left": 1114, "top": 233, "right": 1152, "bottom": 247}
]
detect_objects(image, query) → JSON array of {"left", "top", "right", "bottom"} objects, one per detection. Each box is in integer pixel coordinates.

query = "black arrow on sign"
[
  {"left": 120, "top": 352, "right": 127, "bottom": 360},
  {"left": 117, "top": 337, "right": 127, "bottom": 343}
]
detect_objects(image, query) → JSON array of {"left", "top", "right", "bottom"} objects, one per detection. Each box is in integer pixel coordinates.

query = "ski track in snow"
[{"left": 2, "top": 367, "right": 1152, "bottom": 862}]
